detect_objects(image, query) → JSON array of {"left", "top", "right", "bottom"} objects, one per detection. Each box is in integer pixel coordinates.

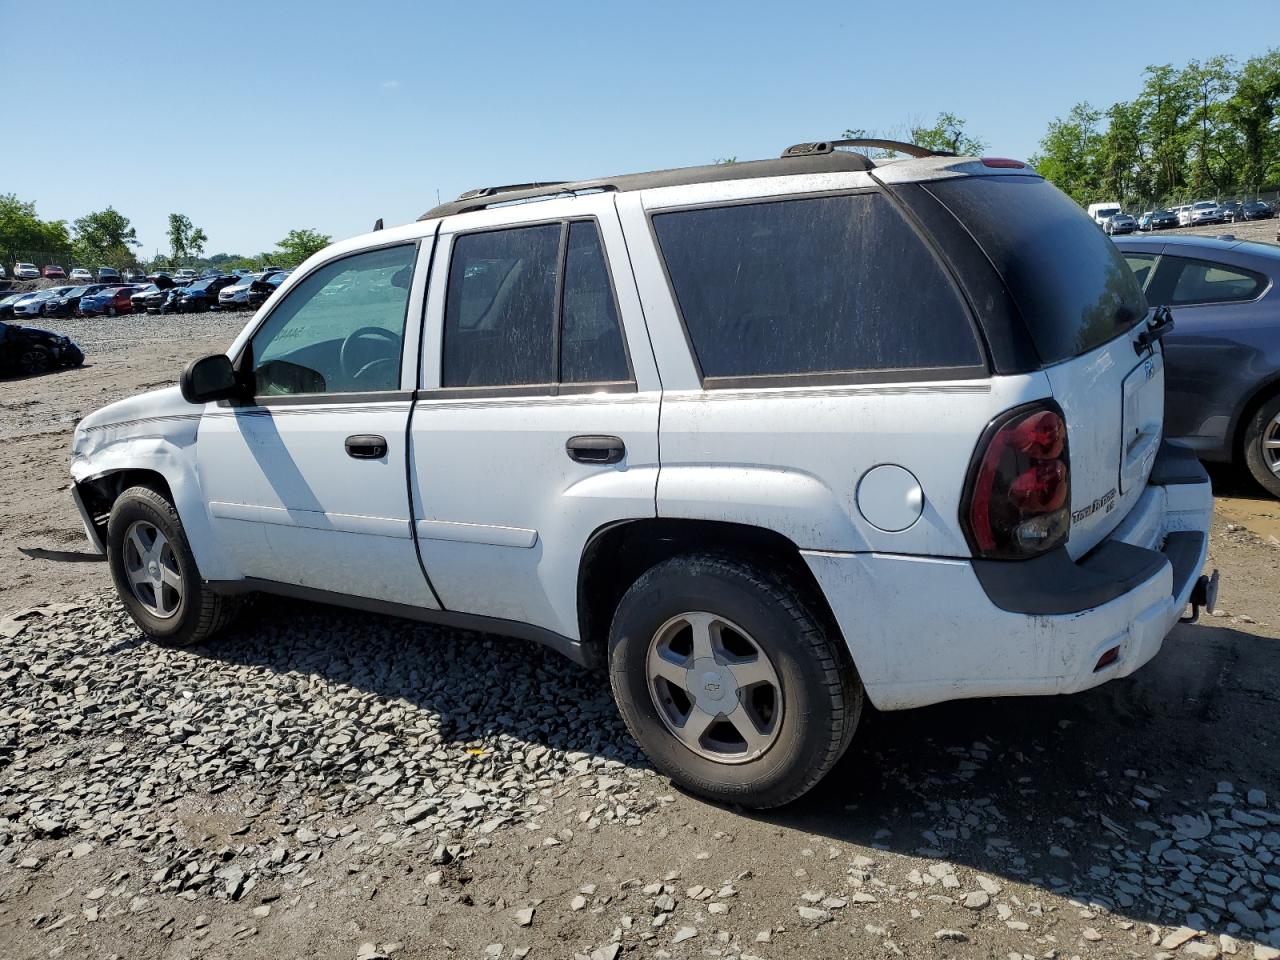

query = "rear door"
[
  {"left": 924, "top": 174, "right": 1159, "bottom": 558},
  {"left": 409, "top": 195, "right": 660, "bottom": 642}
]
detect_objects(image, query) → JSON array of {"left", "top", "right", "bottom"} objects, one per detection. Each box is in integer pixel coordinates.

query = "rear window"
[
  {"left": 928, "top": 176, "right": 1148, "bottom": 364},
  {"left": 651, "top": 192, "right": 983, "bottom": 382}
]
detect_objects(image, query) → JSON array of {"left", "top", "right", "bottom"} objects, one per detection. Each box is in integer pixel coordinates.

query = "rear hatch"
[{"left": 923, "top": 174, "right": 1159, "bottom": 559}]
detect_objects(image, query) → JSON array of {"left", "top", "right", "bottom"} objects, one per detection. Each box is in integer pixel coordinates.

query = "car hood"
[
  {"left": 76, "top": 384, "right": 188, "bottom": 434},
  {"left": 7, "top": 324, "right": 68, "bottom": 342}
]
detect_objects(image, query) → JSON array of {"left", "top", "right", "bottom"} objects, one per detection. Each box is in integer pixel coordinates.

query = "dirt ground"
[{"left": 2, "top": 301, "right": 1280, "bottom": 960}]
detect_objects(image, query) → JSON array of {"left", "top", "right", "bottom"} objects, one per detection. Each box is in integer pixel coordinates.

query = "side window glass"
[
  {"left": 443, "top": 225, "right": 559, "bottom": 387},
  {"left": 1124, "top": 253, "right": 1157, "bottom": 289},
  {"left": 248, "top": 244, "right": 416, "bottom": 396},
  {"left": 1167, "top": 256, "right": 1267, "bottom": 306},
  {"left": 560, "top": 221, "right": 630, "bottom": 383}
]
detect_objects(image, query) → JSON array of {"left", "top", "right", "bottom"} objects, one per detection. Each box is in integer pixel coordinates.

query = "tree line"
[
  {"left": 1029, "top": 51, "right": 1279, "bottom": 208},
  {"left": 0, "top": 194, "right": 331, "bottom": 274}
]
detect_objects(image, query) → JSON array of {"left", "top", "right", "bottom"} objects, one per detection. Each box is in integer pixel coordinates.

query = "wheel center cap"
[
  {"left": 147, "top": 560, "right": 160, "bottom": 580},
  {"left": 686, "top": 656, "right": 736, "bottom": 714}
]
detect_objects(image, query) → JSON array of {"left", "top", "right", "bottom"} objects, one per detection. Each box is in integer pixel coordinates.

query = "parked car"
[
  {"left": 44, "top": 284, "right": 107, "bottom": 318},
  {"left": 1104, "top": 211, "right": 1138, "bottom": 235},
  {"left": 1179, "top": 201, "right": 1224, "bottom": 226},
  {"left": 123, "top": 268, "right": 147, "bottom": 283},
  {"left": 12, "top": 287, "right": 74, "bottom": 319},
  {"left": 70, "top": 268, "right": 93, "bottom": 282},
  {"left": 41, "top": 265, "right": 66, "bottom": 279},
  {"left": 244, "top": 269, "right": 289, "bottom": 309},
  {"left": 79, "top": 285, "right": 137, "bottom": 317},
  {"left": 13, "top": 262, "right": 40, "bottom": 279},
  {"left": 1138, "top": 209, "right": 1180, "bottom": 231},
  {"left": 71, "top": 143, "right": 1214, "bottom": 808},
  {"left": 1116, "top": 234, "right": 1280, "bottom": 498},
  {"left": 1087, "top": 201, "right": 1122, "bottom": 226},
  {"left": 97, "top": 267, "right": 121, "bottom": 284},
  {"left": 0, "top": 292, "right": 26, "bottom": 319},
  {"left": 131, "top": 284, "right": 160, "bottom": 312},
  {"left": 218, "top": 271, "right": 286, "bottom": 309},
  {"left": 174, "top": 269, "right": 197, "bottom": 280},
  {"left": 1227, "top": 200, "right": 1274, "bottom": 223},
  {"left": 0, "top": 319, "right": 84, "bottom": 376},
  {"left": 0, "top": 264, "right": 6, "bottom": 278},
  {"left": 174, "top": 276, "right": 237, "bottom": 312}
]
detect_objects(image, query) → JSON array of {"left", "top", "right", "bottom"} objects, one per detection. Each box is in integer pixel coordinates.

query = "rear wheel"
[
  {"left": 1243, "top": 394, "right": 1280, "bottom": 499},
  {"left": 608, "top": 553, "right": 861, "bottom": 808},
  {"left": 107, "top": 485, "right": 243, "bottom": 646}
]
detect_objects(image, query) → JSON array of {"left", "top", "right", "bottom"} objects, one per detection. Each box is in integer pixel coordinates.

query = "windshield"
[
  {"left": 928, "top": 175, "right": 1148, "bottom": 365},
  {"left": 1193, "top": 202, "right": 1216, "bottom": 209}
]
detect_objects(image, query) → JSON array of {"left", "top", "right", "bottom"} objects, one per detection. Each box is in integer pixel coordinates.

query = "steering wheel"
[{"left": 339, "top": 326, "right": 401, "bottom": 385}]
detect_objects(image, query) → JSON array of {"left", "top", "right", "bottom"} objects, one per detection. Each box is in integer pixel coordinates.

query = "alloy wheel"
[
  {"left": 646, "top": 612, "right": 783, "bottom": 764},
  {"left": 122, "top": 520, "right": 183, "bottom": 619},
  {"left": 1264, "top": 412, "right": 1280, "bottom": 477}
]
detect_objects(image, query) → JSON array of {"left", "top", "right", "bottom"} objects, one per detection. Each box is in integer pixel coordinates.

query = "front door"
[
  {"left": 195, "top": 240, "right": 438, "bottom": 608},
  {"left": 409, "top": 196, "right": 661, "bottom": 641}
]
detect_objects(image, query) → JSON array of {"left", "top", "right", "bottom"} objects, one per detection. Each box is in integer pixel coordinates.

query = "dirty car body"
[{"left": 71, "top": 143, "right": 1216, "bottom": 807}]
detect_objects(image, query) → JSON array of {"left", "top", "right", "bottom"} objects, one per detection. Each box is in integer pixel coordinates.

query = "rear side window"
[
  {"left": 928, "top": 176, "right": 1148, "bottom": 364},
  {"left": 651, "top": 193, "right": 982, "bottom": 381},
  {"left": 443, "top": 220, "right": 632, "bottom": 389},
  {"left": 443, "top": 225, "right": 560, "bottom": 388},
  {"left": 1124, "top": 253, "right": 1157, "bottom": 289},
  {"left": 1165, "top": 256, "right": 1267, "bottom": 305}
]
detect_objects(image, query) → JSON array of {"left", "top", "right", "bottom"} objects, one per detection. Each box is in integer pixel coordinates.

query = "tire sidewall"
[
  {"left": 608, "top": 556, "right": 850, "bottom": 806},
  {"left": 1244, "top": 395, "right": 1280, "bottom": 499},
  {"left": 106, "top": 489, "right": 203, "bottom": 643}
]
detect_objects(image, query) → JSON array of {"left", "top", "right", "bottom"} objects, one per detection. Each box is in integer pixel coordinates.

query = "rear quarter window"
[
  {"left": 651, "top": 192, "right": 984, "bottom": 383},
  {"left": 927, "top": 176, "right": 1148, "bottom": 365}
]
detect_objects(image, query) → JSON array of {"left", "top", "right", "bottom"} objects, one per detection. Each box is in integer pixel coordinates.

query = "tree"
[
  {"left": 1134, "top": 64, "right": 1194, "bottom": 200},
  {"left": 72, "top": 208, "right": 140, "bottom": 268},
  {"left": 1221, "top": 50, "right": 1280, "bottom": 192},
  {"left": 909, "top": 112, "right": 987, "bottom": 155},
  {"left": 0, "top": 194, "right": 71, "bottom": 261},
  {"left": 275, "top": 228, "right": 331, "bottom": 267},
  {"left": 167, "top": 213, "right": 208, "bottom": 264},
  {"left": 1183, "top": 56, "right": 1234, "bottom": 195},
  {"left": 1029, "top": 103, "right": 1104, "bottom": 205}
]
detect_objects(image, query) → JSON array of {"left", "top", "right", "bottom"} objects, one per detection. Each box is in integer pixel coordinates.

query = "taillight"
[
  {"left": 962, "top": 402, "right": 1070, "bottom": 559},
  {"left": 980, "top": 157, "right": 1026, "bottom": 168}
]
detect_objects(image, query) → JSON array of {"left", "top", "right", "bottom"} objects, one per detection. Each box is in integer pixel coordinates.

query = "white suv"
[{"left": 70, "top": 140, "right": 1216, "bottom": 807}]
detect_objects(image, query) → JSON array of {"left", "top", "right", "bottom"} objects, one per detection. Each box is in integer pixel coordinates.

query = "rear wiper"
[{"left": 1134, "top": 305, "right": 1175, "bottom": 355}]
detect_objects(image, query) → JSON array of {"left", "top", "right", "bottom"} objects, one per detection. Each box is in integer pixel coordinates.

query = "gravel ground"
[{"left": 3, "top": 306, "right": 1280, "bottom": 959}]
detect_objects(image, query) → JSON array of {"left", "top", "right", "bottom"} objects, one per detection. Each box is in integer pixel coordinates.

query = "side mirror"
[{"left": 180, "top": 353, "right": 244, "bottom": 404}]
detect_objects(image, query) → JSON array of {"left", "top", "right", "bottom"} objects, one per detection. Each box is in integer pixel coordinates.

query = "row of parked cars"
[
  {"left": 1090, "top": 199, "right": 1277, "bottom": 234},
  {"left": 0, "top": 270, "right": 290, "bottom": 321}
]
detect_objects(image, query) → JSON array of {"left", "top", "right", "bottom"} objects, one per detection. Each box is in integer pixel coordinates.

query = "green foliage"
[
  {"left": 72, "top": 207, "right": 140, "bottom": 268},
  {"left": 1033, "top": 51, "right": 1280, "bottom": 208},
  {"left": 166, "top": 213, "right": 208, "bottom": 264},
  {"left": 0, "top": 194, "right": 71, "bottom": 261},
  {"left": 909, "top": 112, "right": 987, "bottom": 156},
  {"left": 275, "top": 228, "right": 332, "bottom": 268}
]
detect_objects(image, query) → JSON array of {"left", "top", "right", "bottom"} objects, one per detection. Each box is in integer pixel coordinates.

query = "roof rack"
[
  {"left": 419, "top": 147, "right": 879, "bottom": 220},
  {"left": 456, "top": 181, "right": 569, "bottom": 202},
  {"left": 782, "top": 138, "right": 955, "bottom": 159}
]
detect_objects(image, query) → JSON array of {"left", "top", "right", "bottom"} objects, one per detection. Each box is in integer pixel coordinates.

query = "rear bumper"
[{"left": 804, "top": 441, "right": 1214, "bottom": 711}]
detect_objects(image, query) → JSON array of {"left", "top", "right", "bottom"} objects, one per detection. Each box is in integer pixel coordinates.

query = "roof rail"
[
  {"left": 455, "top": 182, "right": 569, "bottom": 202},
  {"left": 782, "top": 138, "right": 955, "bottom": 159}
]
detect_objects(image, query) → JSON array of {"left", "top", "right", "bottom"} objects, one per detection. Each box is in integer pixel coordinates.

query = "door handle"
[
  {"left": 345, "top": 434, "right": 388, "bottom": 459},
  {"left": 566, "top": 435, "right": 625, "bottom": 465}
]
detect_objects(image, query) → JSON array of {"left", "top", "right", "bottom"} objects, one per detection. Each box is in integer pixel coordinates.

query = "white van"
[{"left": 1087, "top": 201, "right": 1123, "bottom": 227}]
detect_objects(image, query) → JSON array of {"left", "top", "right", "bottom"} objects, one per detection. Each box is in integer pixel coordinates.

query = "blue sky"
[{"left": 6, "top": 0, "right": 1275, "bottom": 256}]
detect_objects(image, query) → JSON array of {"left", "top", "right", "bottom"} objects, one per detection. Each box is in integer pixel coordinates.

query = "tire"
[
  {"left": 608, "top": 553, "right": 862, "bottom": 808},
  {"left": 1242, "top": 393, "right": 1280, "bottom": 499},
  {"left": 106, "top": 485, "right": 243, "bottom": 646},
  {"left": 18, "top": 347, "right": 51, "bottom": 375}
]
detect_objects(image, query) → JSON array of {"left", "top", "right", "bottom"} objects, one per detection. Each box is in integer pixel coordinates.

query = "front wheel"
[
  {"left": 106, "top": 485, "right": 243, "bottom": 646},
  {"left": 1243, "top": 394, "right": 1280, "bottom": 499},
  {"left": 18, "top": 347, "right": 51, "bottom": 375},
  {"left": 608, "top": 553, "right": 862, "bottom": 808}
]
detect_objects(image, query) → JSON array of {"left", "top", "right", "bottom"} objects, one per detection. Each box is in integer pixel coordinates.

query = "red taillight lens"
[
  {"left": 980, "top": 157, "right": 1026, "bottom": 168},
  {"left": 963, "top": 403, "right": 1070, "bottom": 559}
]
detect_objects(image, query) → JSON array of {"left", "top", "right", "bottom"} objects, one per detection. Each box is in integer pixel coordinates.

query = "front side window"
[
  {"left": 652, "top": 193, "right": 982, "bottom": 380},
  {"left": 1164, "top": 256, "right": 1268, "bottom": 306},
  {"left": 247, "top": 243, "right": 416, "bottom": 396}
]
